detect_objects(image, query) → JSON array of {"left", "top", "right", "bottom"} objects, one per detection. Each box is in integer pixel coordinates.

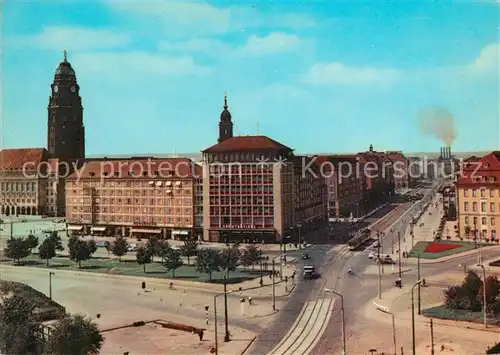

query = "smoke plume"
[{"left": 418, "top": 107, "right": 457, "bottom": 146}]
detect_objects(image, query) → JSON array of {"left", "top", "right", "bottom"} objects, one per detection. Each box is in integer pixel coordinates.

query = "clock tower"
[
  {"left": 47, "top": 50, "right": 85, "bottom": 161},
  {"left": 218, "top": 93, "right": 233, "bottom": 143}
]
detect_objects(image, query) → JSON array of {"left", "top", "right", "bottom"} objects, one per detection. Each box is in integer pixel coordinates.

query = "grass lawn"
[
  {"left": 408, "top": 241, "right": 490, "bottom": 259},
  {"left": 423, "top": 305, "right": 499, "bottom": 326},
  {"left": 1, "top": 254, "right": 262, "bottom": 284}
]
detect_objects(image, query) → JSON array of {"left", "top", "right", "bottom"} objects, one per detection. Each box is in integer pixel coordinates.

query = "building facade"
[
  {"left": 386, "top": 151, "right": 409, "bottom": 190},
  {"left": 0, "top": 53, "right": 83, "bottom": 218},
  {"left": 201, "top": 97, "right": 326, "bottom": 243},
  {"left": 65, "top": 158, "right": 202, "bottom": 238},
  {"left": 316, "top": 155, "right": 365, "bottom": 219},
  {"left": 456, "top": 151, "right": 500, "bottom": 241}
]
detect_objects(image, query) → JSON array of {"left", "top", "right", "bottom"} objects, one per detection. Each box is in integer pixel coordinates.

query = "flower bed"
[{"left": 424, "top": 242, "right": 461, "bottom": 253}]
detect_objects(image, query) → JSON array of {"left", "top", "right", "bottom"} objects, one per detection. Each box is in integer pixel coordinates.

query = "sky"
[{"left": 2, "top": 0, "right": 499, "bottom": 156}]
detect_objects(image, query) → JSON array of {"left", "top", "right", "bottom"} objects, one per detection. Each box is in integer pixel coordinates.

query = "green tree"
[
  {"left": 220, "top": 243, "right": 241, "bottom": 278},
  {"left": 0, "top": 293, "right": 43, "bottom": 355},
  {"left": 104, "top": 241, "right": 111, "bottom": 256},
  {"left": 240, "top": 244, "right": 262, "bottom": 271},
  {"left": 136, "top": 246, "right": 152, "bottom": 273},
  {"left": 38, "top": 238, "right": 57, "bottom": 267},
  {"left": 48, "top": 232, "right": 64, "bottom": 251},
  {"left": 25, "top": 234, "right": 39, "bottom": 253},
  {"left": 196, "top": 248, "right": 221, "bottom": 281},
  {"left": 179, "top": 238, "right": 199, "bottom": 265},
  {"left": 68, "top": 236, "right": 92, "bottom": 268},
  {"left": 156, "top": 241, "right": 172, "bottom": 263},
  {"left": 4, "top": 237, "right": 30, "bottom": 263},
  {"left": 164, "top": 249, "right": 183, "bottom": 278},
  {"left": 45, "top": 314, "right": 103, "bottom": 355},
  {"left": 462, "top": 270, "right": 482, "bottom": 295},
  {"left": 479, "top": 275, "right": 500, "bottom": 308},
  {"left": 111, "top": 235, "right": 128, "bottom": 261},
  {"left": 87, "top": 240, "right": 97, "bottom": 255},
  {"left": 145, "top": 236, "right": 162, "bottom": 262}
]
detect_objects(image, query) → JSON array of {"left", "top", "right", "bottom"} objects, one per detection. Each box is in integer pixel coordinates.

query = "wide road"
[
  {"left": 246, "top": 198, "right": 427, "bottom": 355},
  {"left": 311, "top": 185, "right": 437, "bottom": 354}
]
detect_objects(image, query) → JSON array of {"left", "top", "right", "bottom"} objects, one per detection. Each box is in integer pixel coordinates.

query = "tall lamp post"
[
  {"left": 48, "top": 272, "right": 55, "bottom": 299},
  {"left": 213, "top": 280, "right": 233, "bottom": 355},
  {"left": 297, "top": 223, "right": 302, "bottom": 249},
  {"left": 411, "top": 280, "right": 423, "bottom": 355},
  {"left": 478, "top": 264, "right": 488, "bottom": 328},
  {"left": 271, "top": 255, "right": 281, "bottom": 311},
  {"left": 325, "top": 288, "right": 346, "bottom": 355}
]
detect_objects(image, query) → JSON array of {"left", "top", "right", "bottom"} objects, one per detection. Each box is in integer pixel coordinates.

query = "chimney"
[
  {"left": 440, "top": 148, "right": 444, "bottom": 160},
  {"left": 447, "top": 146, "right": 451, "bottom": 159}
]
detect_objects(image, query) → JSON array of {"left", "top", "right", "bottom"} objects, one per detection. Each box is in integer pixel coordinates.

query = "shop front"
[{"left": 66, "top": 225, "right": 83, "bottom": 236}]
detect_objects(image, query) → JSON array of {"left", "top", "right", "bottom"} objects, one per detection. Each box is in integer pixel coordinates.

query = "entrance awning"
[
  {"left": 130, "top": 228, "right": 162, "bottom": 234},
  {"left": 67, "top": 225, "right": 83, "bottom": 231},
  {"left": 91, "top": 226, "right": 106, "bottom": 232},
  {"left": 172, "top": 230, "right": 189, "bottom": 236}
]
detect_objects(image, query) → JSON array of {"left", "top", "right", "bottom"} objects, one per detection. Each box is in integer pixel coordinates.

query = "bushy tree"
[
  {"left": 479, "top": 276, "right": 500, "bottom": 307},
  {"left": 136, "top": 246, "right": 152, "bottom": 273},
  {"left": 0, "top": 293, "right": 43, "bottom": 355},
  {"left": 104, "top": 241, "right": 111, "bottom": 256},
  {"left": 196, "top": 248, "right": 221, "bottom": 280},
  {"left": 48, "top": 231, "right": 64, "bottom": 252},
  {"left": 164, "top": 249, "right": 183, "bottom": 278},
  {"left": 25, "top": 234, "right": 39, "bottom": 253},
  {"left": 4, "top": 237, "right": 30, "bottom": 263},
  {"left": 68, "top": 236, "right": 93, "bottom": 268},
  {"left": 179, "top": 238, "right": 199, "bottom": 265},
  {"left": 156, "top": 241, "right": 172, "bottom": 262},
  {"left": 87, "top": 240, "right": 97, "bottom": 255},
  {"left": 220, "top": 244, "right": 241, "bottom": 278},
  {"left": 145, "top": 236, "right": 162, "bottom": 262},
  {"left": 462, "top": 270, "right": 482, "bottom": 295},
  {"left": 38, "top": 237, "right": 57, "bottom": 267},
  {"left": 240, "top": 244, "right": 262, "bottom": 271},
  {"left": 45, "top": 314, "right": 103, "bottom": 355},
  {"left": 111, "top": 235, "right": 128, "bottom": 261}
]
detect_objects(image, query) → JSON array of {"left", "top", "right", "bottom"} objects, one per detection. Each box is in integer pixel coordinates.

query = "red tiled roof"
[
  {"left": 457, "top": 151, "right": 500, "bottom": 186},
  {"left": 67, "top": 158, "right": 200, "bottom": 180},
  {"left": 0, "top": 148, "right": 48, "bottom": 172},
  {"left": 203, "top": 135, "right": 292, "bottom": 153}
]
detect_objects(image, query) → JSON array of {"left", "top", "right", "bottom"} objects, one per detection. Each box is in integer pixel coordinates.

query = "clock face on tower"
[
  {"left": 54, "top": 85, "right": 59, "bottom": 93},
  {"left": 70, "top": 86, "right": 76, "bottom": 93}
]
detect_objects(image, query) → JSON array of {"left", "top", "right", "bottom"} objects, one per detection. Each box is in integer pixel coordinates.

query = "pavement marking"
[{"left": 268, "top": 298, "right": 333, "bottom": 355}]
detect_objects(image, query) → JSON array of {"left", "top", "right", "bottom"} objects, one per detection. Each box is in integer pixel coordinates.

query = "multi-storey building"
[
  {"left": 291, "top": 155, "right": 327, "bottom": 236},
  {"left": 0, "top": 149, "right": 50, "bottom": 216},
  {"left": 386, "top": 151, "right": 409, "bottom": 190},
  {"left": 65, "top": 158, "right": 202, "bottom": 238},
  {"left": 202, "top": 97, "right": 326, "bottom": 243},
  {"left": 315, "top": 155, "right": 365, "bottom": 219},
  {"left": 456, "top": 151, "right": 500, "bottom": 241},
  {"left": 0, "top": 53, "right": 84, "bottom": 218}
]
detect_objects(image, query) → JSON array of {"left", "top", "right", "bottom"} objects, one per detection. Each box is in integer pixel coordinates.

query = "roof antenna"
[{"left": 257, "top": 121, "right": 260, "bottom": 135}]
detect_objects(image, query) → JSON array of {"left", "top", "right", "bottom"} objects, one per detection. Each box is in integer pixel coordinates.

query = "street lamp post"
[
  {"left": 411, "top": 280, "right": 423, "bottom": 355},
  {"left": 377, "top": 231, "right": 382, "bottom": 299},
  {"left": 397, "top": 231, "right": 402, "bottom": 279},
  {"left": 297, "top": 224, "right": 302, "bottom": 250},
  {"left": 272, "top": 255, "right": 280, "bottom": 311},
  {"left": 325, "top": 288, "right": 346, "bottom": 355},
  {"left": 213, "top": 282, "right": 233, "bottom": 355},
  {"left": 478, "top": 264, "right": 487, "bottom": 328},
  {"left": 49, "top": 272, "right": 55, "bottom": 300}
]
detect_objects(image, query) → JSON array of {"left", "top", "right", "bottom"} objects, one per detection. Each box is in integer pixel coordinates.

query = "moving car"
[
  {"left": 379, "top": 255, "right": 396, "bottom": 264},
  {"left": 127, "top": 243, "right": 139, "bottom": 252},
  {"left": 303, "top": 265, "right": 318, "bottom": 279},
  {"left": 368, "top": 251, "right": 376, "bottom": 260}
]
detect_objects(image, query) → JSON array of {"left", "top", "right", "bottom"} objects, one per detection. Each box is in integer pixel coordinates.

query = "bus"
[{"left": 348, "top": 228, "right": 371, "bottom": 250}]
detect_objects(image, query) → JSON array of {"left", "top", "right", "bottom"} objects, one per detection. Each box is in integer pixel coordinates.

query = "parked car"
[
  {"left": 379, "top": 255, "right": 396, "bottom": 264},
  {"left": 127, "top": 243, "right": 139, "bottom": 252},
  {"left": 96, "top": 241, "right": 107, "bottom": 247},
  {"left": 368, "top": 251, "right": 376, "bottom": 260}
]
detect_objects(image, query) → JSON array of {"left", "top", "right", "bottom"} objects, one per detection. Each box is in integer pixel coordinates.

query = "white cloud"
[
  {"left": 108, "top": 2, "right": 231, "bottom": 36},
  {"left": 304, "top": 62, "right": 402, "bottom": 86},
  {"left": 467, "top": 43, "right": 499, "bottom": 73},
  {"left": 72, "top": 52, "right": 211, "bottom": 78},
  {"left": 236, "top": 32, "right": 302, "bottom": 56},
  {"left": 158, "top": 38, "right": 231, "bottom": 54},
  {"left": 6, "top": 26, "right": 131, "bottom": 51}
]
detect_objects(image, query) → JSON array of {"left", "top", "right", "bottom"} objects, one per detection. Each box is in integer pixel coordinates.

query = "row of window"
[
  {"left": 71, "top": 205, "right": 192, "bottom": 215},
  {"left": 209, "top": 216, "right": 275, "bottom": 227},
  {"left": 69, "top": 180, "right": 195, "bottom": 187},
  {"left": 464, "top": 216, "right": 496, "bottom": 226},
  {"left": 209, "top": 206, "right": 274, "bottom": 216},
  {"left": 70, "top": 187, "right": 193, "bottom": 197},
  {"left": 69, "top": 197, "right": 193, "bottom": 206},
  {"left": 1, "top": 198, "right": 37, "bottom": 204},
  {"left": 463, "top": 201, "right": 499, "bottom": 213},
  {"left": 0, "top": 182, "right": 37, "bottom": 192},
  {"left": 209, "top": 196, "right": 275, "bottom": 205},
  {"left": 70, "top": 214, "right": 192, "bottom": 225},
  {"left": 463, "top": 188, "right": 498, "bottom": 198}
]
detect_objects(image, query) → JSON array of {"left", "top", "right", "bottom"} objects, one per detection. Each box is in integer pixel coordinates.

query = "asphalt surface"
[
  {"left": 311, "top": 185, "right": 438, "bottom": 354},
  {"left": 245, "top": 200, "right": 419, "bottom": 355}
]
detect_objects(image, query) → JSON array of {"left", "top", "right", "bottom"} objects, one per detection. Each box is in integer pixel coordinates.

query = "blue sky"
[{"left": 2, "top": 0, "right": 499, "bottom": 155}]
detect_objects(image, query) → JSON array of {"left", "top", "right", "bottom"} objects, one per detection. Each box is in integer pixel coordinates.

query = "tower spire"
[
  {"left": 224, "top": 92, "right": 228, "bottom": 110},
  {"left": 63, "top": 49, "right": 68, "bottom": 62}
]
